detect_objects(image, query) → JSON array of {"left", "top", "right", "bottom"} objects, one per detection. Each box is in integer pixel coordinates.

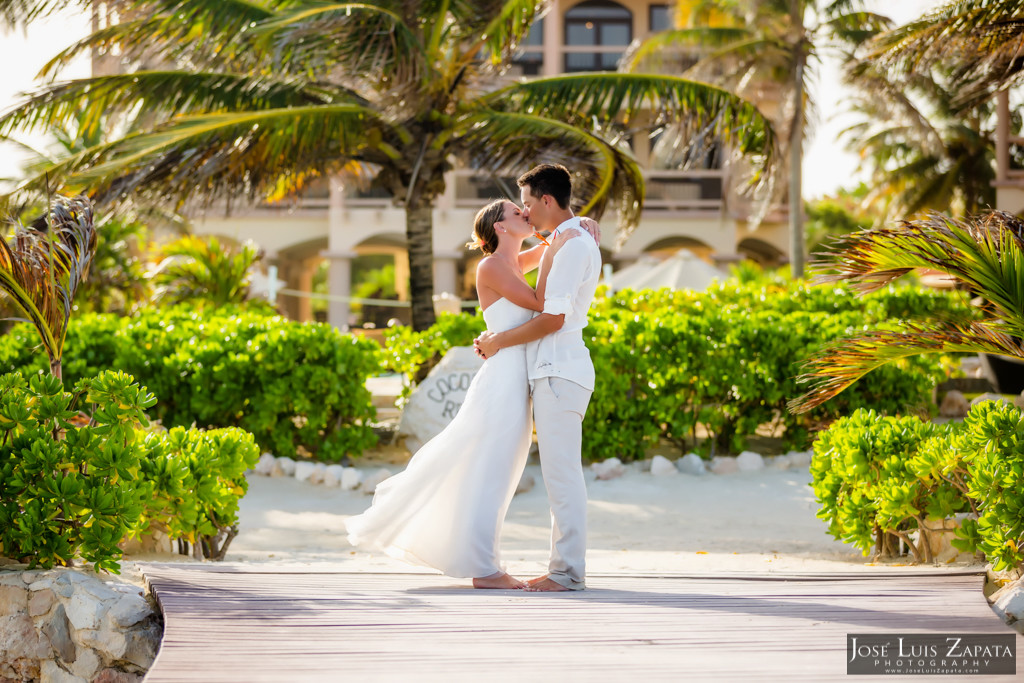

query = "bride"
[{"left": 345, "top": 198, "right": 590, "bottom": 589}]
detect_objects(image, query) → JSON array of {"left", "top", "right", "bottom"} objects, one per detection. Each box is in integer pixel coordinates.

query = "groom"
[{"left": 473, "top": 164, "right": 602, "bottom": 592}]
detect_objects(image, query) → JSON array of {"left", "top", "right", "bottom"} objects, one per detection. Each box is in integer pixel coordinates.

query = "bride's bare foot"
[
  {"left": 472, "top": 572, "right": 526, "bottom": 589},
  {"left": 524, "top": 576, "right": 569, "bottom": 592}
]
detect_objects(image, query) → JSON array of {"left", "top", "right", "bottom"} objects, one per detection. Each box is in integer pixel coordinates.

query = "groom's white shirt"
[{"left": 526, "top": 216, "right": 602, "bottom": 391}]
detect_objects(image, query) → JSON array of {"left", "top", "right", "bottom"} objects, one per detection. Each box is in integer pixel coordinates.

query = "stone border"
[{"left": 0, "top": 565, "right": 160, "bottom": 683}]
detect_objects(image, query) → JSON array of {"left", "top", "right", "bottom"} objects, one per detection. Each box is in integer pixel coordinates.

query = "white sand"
[{"left": 216, "top": 464, "right": 982, "bottom": 577}]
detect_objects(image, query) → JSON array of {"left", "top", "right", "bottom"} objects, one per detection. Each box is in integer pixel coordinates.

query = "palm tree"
[
  {"left": 626, "top": 0, "right": 891, "bottom": 279},
  {"left": 866, "top": 0, "right": 1024, "bottom": 110},
  {"left": 0, "top": 194, "right": 96, "bottom": 380},
  {"left": 0, "top": 0, "right": 776, "bottom": 330},
  {"left": 840, "top": 59, "right": 1004, "bottom": 223},
  {"left": 790, "top": 210, "right": 1024, "bottom": 413}
]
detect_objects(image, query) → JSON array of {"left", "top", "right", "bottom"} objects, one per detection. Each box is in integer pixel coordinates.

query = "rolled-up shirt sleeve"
[{"left": 542, "top": 236, "right": 590, "bottom": 316}]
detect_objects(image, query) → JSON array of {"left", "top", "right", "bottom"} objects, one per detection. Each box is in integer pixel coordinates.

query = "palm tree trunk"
[
  {"left": 405, "top": 201, "right": 437, "bottom": 331},
  {"left": 789, "top": 0, "right": 806, "bottom": 280}
]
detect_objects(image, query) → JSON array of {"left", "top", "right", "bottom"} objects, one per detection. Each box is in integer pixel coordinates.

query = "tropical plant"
[
  {"left": 0, "top": 193, "right": 96, "bottom": 379},
  {"left": 791, "top": 210, "right": 1024, "bottom": 413},
  {"left": 840, "top": 57, "right": 1009, "bottom": 222},
  {"left": 804, "top": 184, "right": 875, "bottom": 250},
  {"left": 0, "top": 0, "right": 775, "bottom": 331},
  {"left": 151, "top": 234, "right": 261, "bottom": 308},
  {"left": 866, "top": 0, "right": 1024, "bottom": 110},
  {"left": 626, "top": 0, "right": 892, "bottom": 278}
]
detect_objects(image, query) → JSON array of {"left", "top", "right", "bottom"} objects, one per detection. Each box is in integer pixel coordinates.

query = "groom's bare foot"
[
  {"left": 472, "top": 572, "right": 526, "bottom": 590},
  {"left": 524, "top": 576, "right": 569, "bottom": 592}
]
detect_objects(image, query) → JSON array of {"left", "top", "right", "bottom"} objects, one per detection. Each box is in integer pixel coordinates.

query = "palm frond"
[
  {"left": 455, "top": 110, "right": 644, "bottom": 232},
  {"left": 471, "top": 0, "right": 544, "bottom": 67},
  {"left": 253, "top": 2, "right": 425, "bottom": 86},
  {"left": 623, "top": 26, "right": 752, "bottom": 71},
  {"left": 0, "top": 0, "right": 87, "bottom": 28},
  {"left": 790, "top": 319, "right": 1024, "bottom": 413},
  {"left": 58, "top": 105, "right": 393, "bottom": 209},
  {"left": 0, "top": 194, "right": 95, "bottom": 375},
  {"left": 0, "top": 71, "right": 353, "bottom": 140},
  {"left": 487, "top": 73, "right": 777, "bottom": 184}
]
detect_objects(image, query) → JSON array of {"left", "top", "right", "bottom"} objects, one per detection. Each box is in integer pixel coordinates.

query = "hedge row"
[
  {"left": 386, "top": 281, "right": 966, "bottom": 461},
  {"left": 0, "top": 305, "right": 381, "bottom": 461}
]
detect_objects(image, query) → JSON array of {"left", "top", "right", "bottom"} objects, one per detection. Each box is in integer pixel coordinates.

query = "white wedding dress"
[{"left": 345, "top": 297, "right": 534, "bottom": 578}]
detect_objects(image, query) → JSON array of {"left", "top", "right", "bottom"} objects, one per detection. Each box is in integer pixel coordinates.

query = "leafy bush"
[
  {"left": 0, "top": 369, "right": 262, "bottom": 571},
  {"left": 810, "top": 409, "right": 970, "bottom": 561},
  {"left": 960, "top": 401, "right": 1024, "bottom": 571},
  {"left": 0, "top": 371, "right": 156, "bottom": 573},
  {"left": 140, "top": 426, "right": 259, "bottom": 560},
  {"left": 382, "top": 312, "right": 487, "bottom": 400},
  {"left": 0, "top": 304, "right": 381, "bottom": 461}
]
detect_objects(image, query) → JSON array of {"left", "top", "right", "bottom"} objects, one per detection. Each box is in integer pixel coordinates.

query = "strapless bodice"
[{"left": 482, "top": 297, "right": 535, "bottom": 333}]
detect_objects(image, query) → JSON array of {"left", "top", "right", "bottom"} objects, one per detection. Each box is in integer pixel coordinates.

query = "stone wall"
[{"left": 0, "top": 567, "right": 161, "bottom": 683}]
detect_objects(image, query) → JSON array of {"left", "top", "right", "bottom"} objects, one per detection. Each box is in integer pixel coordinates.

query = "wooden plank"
[{"left": 141, "top": 565, "right": 1022, "bottom": 682}]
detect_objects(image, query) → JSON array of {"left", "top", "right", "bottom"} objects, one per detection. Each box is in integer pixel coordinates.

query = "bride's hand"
[
  {"left": 579, "top": 216, "right": 601, "bottom": 244},
  {"left": 552, "top": 228, "right": 580, "bottom": 253},
  {"left": 474, "top": 331, "right": 499, "bottom": 359}
]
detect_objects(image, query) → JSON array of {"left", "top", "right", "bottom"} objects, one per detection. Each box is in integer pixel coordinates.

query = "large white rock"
[
  {"left": 769, "top": 453, "right": 792, "bottom": 470},
  {"left": 398, "top": 346, "right": 484, "bottom": 454},
  {"left": 650, "top": 455, "right": 678, "bottom": 476},
  {"left": 710, "top": 456, "right": 739, "bottom": 475},
  {"left": 677, "top": 453, "right": 707, "bottom": 476},
  {"left": 65, "top": 592, "right": 108, "bottom": 631},
  {"left": 293, "top": 461, "right": 316, "bottom": 482},
  {"left": 323, "top": 465, "right": 345, "bottom": 487},
  {"left": 275, "top": 456, "right": 297, "bottom": 477},
  {"left": 992, "top": 581, "right": 1024, "bottom": 634},
  {"left": 254, "top": 453, "right": 276, "bottom": 476},
  {"left": 971, "top": 392, "right": 1010, "bottom": 407},
  {"left": 736, "top": 451, "right": 765, "bottom": 472},
  {"left": 940, "top": 390, "right": 970, "bottom": 418},
  {"left": 340, "top": 467, "right": 363, "bottom": 491},
  {"left": 361, "top": 468, "right": 393, "bottom": 495},
  {"left": 591, "top": 458, "right": 626, "bottom": 480},
  {"left": 105, "top": 594, "right": 152, "bottom": 629},
  {"left": 39, "top": 660, "right": 86, "bottom": 683},
  {"left": 309, "top": 463, "right": 327, "bottom": 485}
]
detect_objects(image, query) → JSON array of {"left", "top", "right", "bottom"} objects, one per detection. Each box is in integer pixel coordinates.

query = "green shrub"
[
  {"left": 382, "top": 312, "right": 487, "bottom": 400},
  {"left": 140, "top": 426, "right": 259, "bottom": 560},
  {"left": 1, "top": 304, "right": 382, "bottom": 461},
  {"left": 960, "top": 401, "right": 1024, "bottom": 571},
  {"left": 810, "top": 409, "right": 970, "bottom": 561},
  {"left": 0, "top": 371, "right": 156, "bottom": 573}
]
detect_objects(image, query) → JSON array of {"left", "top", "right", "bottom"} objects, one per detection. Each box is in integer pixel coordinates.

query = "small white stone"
[
  {"left": 106, "top": 593, "right": 152, "bottom": 628},
  {"left": 710, "top": 456, "right": 739, "bottom": 475},
  {"left": 340, "top": 467, "right": 363, "bottom": 491},
  {"left": 77, "top": 627, "right": 127, "bottom": 660},
  {"left": 515, "top": 471, "right": 535, "bottom": 495},
  {"left": 940, "top": 390, "right": 971, "bottom": 418},
  {"left": 64, "top": 591, "right": 108, "bottom": 630},
  {"left": 309, "top": 463, "right": 327, "bottom": 485},
  {"left": 649, "top": 455, "right": 678, "bottom": 476},
  {"left": 769, "top": 454, "right": 792, "bottom": 470},
  {"left": 254, "top": 453, "right": 276, "bottom": 476},
  {"left": 736, "top": 451, "right": 765, "bottom": 472},
  {"left": 591, "top": 457, "right": 626, "bottom": 480},
  {"left": 361, "top": 468, "right": 392, "bottom": 494},
  {"left": 39, "top": 660, "right": 86, "bottom": 683},
  {"left": 677, "top": 453, "right": 707, "bottom": 476},
  {"left": 323, "top": 465, "right": 345, "bottom": 487},
  {"left": 276, "top": 456, "right": 297, "bottom": 477},
  {"left": 69, "top": 647, "right": 101, "bottom": 681},
  {"left": 294, "top": 461, "right": 316, "bottom": 482},
  {"left": 993, "top": 582, "right": 1024, "bottom": 624},
  {"left": 971, "top": 392, "right": 1009, "bottom": 407},
  {"left": 788, "top": 451, "right": 813, "bottom": 469}
]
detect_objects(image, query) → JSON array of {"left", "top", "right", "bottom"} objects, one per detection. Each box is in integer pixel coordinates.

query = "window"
[
  {"left": 649, "top": 4, "right": 671, "bottom": 33},
  {"left": 564, "top": 0, "right": 633, "bottom": 72},
  {"left": 511, "top": 18, "right": 544, "bottom": 76}
]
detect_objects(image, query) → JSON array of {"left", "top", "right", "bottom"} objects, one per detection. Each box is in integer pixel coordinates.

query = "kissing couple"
[{"left": 346, "top": 164, "right": 602, "bottom": 592}]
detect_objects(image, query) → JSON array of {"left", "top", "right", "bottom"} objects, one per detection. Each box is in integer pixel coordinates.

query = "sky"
[{"left": 0, "top": 0, "right": 946, "bottom": 199}]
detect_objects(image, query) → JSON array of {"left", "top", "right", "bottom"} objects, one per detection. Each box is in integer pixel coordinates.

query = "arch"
[
  {"left": 564, "top": 0, "right": 633, "bottom": 72},
  {"left": 640, "top": 235, "right": 714, "bottom": 261},
  {"left": 737, "top": 237, "right": 786, "bottom": 267}
]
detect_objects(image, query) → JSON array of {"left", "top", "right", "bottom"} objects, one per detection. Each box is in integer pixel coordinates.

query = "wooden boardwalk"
[{"left": 140, "top": 565, "right": 1021, "bottom": 682}]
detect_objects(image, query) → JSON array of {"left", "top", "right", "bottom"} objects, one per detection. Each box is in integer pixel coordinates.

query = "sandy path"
[{"left": 220, "top": 464, "right": 981, "bottom": 576}]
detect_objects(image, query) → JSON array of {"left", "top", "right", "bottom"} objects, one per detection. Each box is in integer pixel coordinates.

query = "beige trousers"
[{"left": 530, "top": 377, "right": 592, "bottom": 590}]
